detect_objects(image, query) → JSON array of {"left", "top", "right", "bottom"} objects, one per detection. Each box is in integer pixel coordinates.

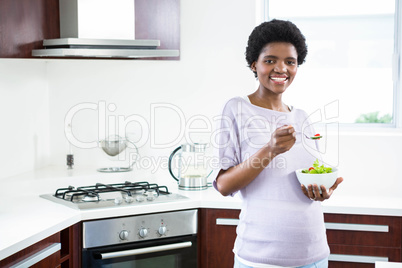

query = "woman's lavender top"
[{"left": 212, "top": 97, "right": 330, "bottom": 267}]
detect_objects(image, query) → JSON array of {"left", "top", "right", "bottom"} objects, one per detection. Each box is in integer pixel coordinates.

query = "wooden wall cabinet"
[
  {"left": 198, "top": 208, "right": 402, "bottom": 268},
  {"left": 0, "top": 223, "right": 81, "bottom": 268},
  {"left": 0, "top": 0, "right": 179, "bottom": 60}
]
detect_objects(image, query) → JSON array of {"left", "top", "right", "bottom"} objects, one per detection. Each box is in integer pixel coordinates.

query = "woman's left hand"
[{"left": 301, "top": 177, "right": 344, "bottom": 202}]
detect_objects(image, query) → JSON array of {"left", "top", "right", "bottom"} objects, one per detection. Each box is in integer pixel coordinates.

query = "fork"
[{"left": 303, "top": 133, "right": 322, "bottom": 140}]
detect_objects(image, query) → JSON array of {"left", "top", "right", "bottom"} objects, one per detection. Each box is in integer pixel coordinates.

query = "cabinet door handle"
[
  {"left": 216, "top": 218, "right": 239, "bottom": 226},
  {"left": 329, "top": 254, "right": 388, "bottom": 263},
  {"left": 325, "top": 222, "right": 389, "bottom": 232},
  {"left": 10, "top": 243, "right": 61, "bottom": 268}
]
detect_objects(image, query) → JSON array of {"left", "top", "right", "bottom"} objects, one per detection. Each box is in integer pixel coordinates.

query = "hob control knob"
[
  {"left": 119, "top": 230, "right": 129, "bottom": 240},
  {"left": 158, "top": 226, "right": 167, "bottom": 236},
  {"left": 139, "top": 228, "right": 148, "bottom": 238},
  {"left": 114, "top": 198, "right": 123, "bottom": 205},
  {"left": 125, "top": 196, "right": 134, "bottom": 203}
]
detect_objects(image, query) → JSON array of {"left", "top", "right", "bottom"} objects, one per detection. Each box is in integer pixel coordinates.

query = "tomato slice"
[
  {"left": 308, "top": 167, "right": 315, "bottom": 171},
  {"left": 314, "top": 133, "right": 321, "bottom": 136}
]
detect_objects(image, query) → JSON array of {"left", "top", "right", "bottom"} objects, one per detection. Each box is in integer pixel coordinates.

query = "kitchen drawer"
[
  {"left": 328, "top": 244, "right": 402, "bottom": 268},
  {"left": 0, "top": 233, "right": 61, "bottom": 268},
  {"left": 324, "top": 214, "right": 401, "bottom": 247},
  {"left": 0, "top": 223, "right": 81, "bottom": 268}
]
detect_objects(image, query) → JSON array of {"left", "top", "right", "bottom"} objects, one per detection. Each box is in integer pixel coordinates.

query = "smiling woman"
[
  {"left": 265, "top": 0, "right": 400, "bottom": 126},
  {"left": 212, "top": 19, "right": 343, "bottom": 268}
]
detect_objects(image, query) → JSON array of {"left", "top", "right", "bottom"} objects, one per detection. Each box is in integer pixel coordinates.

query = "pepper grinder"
[
  {"left": 67, "top": 152, "right": 74, "bottom": 169},
  {"left": 66, "top": 124, "right": 74, "bottom": 169}
]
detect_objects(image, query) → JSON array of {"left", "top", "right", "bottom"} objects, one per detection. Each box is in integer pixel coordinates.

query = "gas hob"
[{"left": 40, "top": 181, "right": 188, "bottom": 210}]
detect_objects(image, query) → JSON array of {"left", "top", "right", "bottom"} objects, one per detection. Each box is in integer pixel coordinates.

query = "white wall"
[
  {"left": 1, "top": 0, "right": 402, "bottom": 196},
  {"left": 0, "top": 60, "right": 50, "bottom": 178}
]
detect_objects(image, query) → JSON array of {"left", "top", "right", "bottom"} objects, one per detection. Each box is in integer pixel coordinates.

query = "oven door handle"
[{"left": 100, "top": 241, "right": 193, "bottom": 259}]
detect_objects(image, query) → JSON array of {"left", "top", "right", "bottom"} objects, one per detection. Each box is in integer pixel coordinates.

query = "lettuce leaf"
[{"left": 302, "top": 159, "right": 332, "bottom": 174}]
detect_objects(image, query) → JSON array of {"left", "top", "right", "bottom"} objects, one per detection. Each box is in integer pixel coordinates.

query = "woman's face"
[{"left": 251, "top": 42, "right": 298, "bottom": 95}]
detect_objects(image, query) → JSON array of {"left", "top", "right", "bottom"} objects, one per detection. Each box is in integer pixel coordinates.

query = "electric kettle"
[{"left": 168, "top": 143, "right": 210, "bottom": 190}]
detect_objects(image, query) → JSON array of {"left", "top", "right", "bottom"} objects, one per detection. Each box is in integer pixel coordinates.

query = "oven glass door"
[{"left": 82, "top": 235, "right": 197, "bottom": 268}]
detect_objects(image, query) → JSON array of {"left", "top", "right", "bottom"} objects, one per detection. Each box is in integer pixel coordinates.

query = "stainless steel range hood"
[
  {"left": 32, "top": 0, "right": 179, "bottom": 58},
  {"left": 32, "top": 38, "right": 179, "bottom": 58}
]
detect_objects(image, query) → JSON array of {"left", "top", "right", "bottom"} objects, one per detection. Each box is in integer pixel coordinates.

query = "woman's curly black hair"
[{"left": 245, "top": 19, "right": 308, "bottom": 78}]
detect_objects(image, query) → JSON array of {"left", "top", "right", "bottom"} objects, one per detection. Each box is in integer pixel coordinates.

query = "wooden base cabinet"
[
  {"left": 325, "top": 213, "right": 402, "bottom": 268},
  {"left": 0, "top": 223, "right": 81, "bottom": 268},
  {"left": 198, "top": 209, "right": 402, "bottom": 268},
  {"left": 198, "top": 208, "right": 240, "bottom": 268}
]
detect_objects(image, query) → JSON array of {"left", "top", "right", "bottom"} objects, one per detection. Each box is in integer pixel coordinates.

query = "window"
[{"left": 265, "top": 0, "right": 400, "bottom": 126}]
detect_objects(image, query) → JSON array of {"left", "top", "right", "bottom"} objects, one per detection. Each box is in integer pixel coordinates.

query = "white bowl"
[{"left": 295, "top": 168, "right": 338, "bottom": 193}]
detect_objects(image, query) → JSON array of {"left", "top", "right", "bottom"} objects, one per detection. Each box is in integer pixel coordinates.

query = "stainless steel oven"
[
  {"left": 81, "top": 209, "right": 198, "bottom": 268},
  {"left": 40, "top": 181, "right": 197, "bottom": 267}
]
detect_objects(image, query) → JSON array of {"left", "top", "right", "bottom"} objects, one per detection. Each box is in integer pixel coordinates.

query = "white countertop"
[
  {"left": 376, "top": 261, "right": 402, "bottom": 267},
  {"left": 1, "top": 166, "right": 402, "bottom": 261}
]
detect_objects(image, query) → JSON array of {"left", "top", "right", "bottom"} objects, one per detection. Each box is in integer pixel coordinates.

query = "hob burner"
[{"left": 41, "top": 181, "right": 188, "bottom": 210}]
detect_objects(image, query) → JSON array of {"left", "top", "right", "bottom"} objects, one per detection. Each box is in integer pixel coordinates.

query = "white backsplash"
[{"left": 0, "top": 59, "right": 50, "bottom": 178}]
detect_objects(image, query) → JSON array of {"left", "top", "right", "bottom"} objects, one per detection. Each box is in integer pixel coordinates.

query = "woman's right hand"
[{"left": 266, "top": 125, "right": 296, "bottom": 157}]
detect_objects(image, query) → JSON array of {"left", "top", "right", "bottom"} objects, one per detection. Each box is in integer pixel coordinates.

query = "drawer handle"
[
  {"left": 325, "top": 223, "right": 389, "bottom": 232},
  {"left": 329, "top": 254, "right": 388, "bottom": 263},
  {"left": 216, "top": 218, "right": 239, "bottom": 226},
  {"left": 10, "top": 243, "right": 61, "bottom": 268},
  {"left": 216, "top": 220, "right": 389, "bottom": 232}
]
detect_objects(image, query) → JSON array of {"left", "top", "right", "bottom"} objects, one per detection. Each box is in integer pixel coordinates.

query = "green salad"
[{"left": 301, "top": 159, "right": 332, "bottom": 174}]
